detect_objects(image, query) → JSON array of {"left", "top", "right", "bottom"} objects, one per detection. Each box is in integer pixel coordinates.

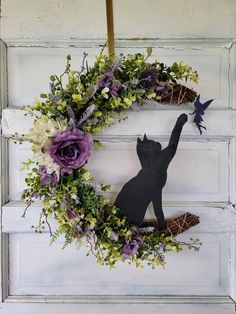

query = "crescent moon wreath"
[{"left": 17, "top": 47, "right": 206, "bottom": 269}]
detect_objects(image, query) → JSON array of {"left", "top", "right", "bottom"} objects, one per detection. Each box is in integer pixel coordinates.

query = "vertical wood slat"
[{"left": 0, "top": 40, "right": 9, "bottom": 303}]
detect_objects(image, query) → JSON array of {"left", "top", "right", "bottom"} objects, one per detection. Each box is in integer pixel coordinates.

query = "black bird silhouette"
[{"left": 190, "top": 95, "right": 213, "bottom": 134}]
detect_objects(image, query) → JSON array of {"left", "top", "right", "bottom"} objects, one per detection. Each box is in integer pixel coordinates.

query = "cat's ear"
[
  {"left": 143, "top": 134, "right": 148, "bottom": 142},
  {"left": 137, "top": 137, "right": 142, "bottom": 143}
]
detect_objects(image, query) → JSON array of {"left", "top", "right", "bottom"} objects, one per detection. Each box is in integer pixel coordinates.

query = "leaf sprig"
[{"left": 21, "top": 47, "right": 201, "bottom": 268}]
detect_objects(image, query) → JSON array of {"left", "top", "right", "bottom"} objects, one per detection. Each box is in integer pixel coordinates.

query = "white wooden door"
[{"left": 1, "top": 1, "right": 236, "bottom": 313}]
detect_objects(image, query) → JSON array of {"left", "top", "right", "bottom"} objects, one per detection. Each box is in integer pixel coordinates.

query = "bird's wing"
[
  {"left": 193, "top": 95, "right": 201, "bottom": 110},
  {"left": 202, "top": 99, "right": 214, "bottom": 111}
]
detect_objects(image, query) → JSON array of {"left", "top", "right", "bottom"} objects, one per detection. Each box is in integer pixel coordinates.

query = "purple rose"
[
  {"left": 109, "top": 80, "right": 121, "bottom": 97},
  {"left": 98, "top": 69, "right": 113, "bottom": 88},
  {"left": 49, "top": 128, "right": 93, "bottom": 174},
  {"left": 98, "top": 69, "right": 121, "bottom": 98},
  {"left": 140, "top": 66, "right": 160, "bottom": 89},
  {"left": 39, "top": 166, "right": 59, "bottom": 185},
  {"left": 122, "top": 239, "right": 140, "bottom": 260}
]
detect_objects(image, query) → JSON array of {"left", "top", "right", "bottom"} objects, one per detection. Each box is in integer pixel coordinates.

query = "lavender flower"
[
  {"left": 49, "top": 82, "right": 55, "bottom": 89},
  {"left": 83, "top": 85, "right": 98, "bottom": 104},
  {"left": 38, "top": 166, "right": 59, "bottom": 185},
  {"left": 156, "top": 252, "right": 165, "bottom": 264},
  {"left": 98, "top": 69, "right": 121, "bottom": 98},
  {"left": 67, "top": 208, "right": 76, "bottom": 219},
  {"left": 109, "top": 231, "right": 119, "bottom": 241},
  {"left": 140, "top": 66, "right": 160, "bottom": 89},
  {"left": 131, "top": 102, "right": 141, "bottom": 112},
  {"left": 123, "top": 84, "right": 129, "bottom": 92},
  {"left": 82, "top": 179, "right": 101, "bottom": 191},
  {"left": 122, "top": 239, "right": 140, "bottom": 259},
  {"left": 67, "top": 104, "right": 76, "bottom": 127},
  {"left": 67, "top": 208, "right": 81, "bottom": 220},
  {"left": 138, "top": 226, "right": 155, "bottom": 234},
  {"left": 78, "top": 104, "right": 96, "bottom": 125},
  {"left": 130, "top": 226, "right": 139, "bottom": 235},
  {"left": 49, "top": 94, "right": 59, "bottom": 102},
  {"left": 158, "top": 242, "right": 166, "bottom": 250},
  {"left": 111, "top": 57, "right": 122, "bottom": 71},
  {"left": 32, "top": 193, "right": 40, "bottom": 199},
  {"left": 49, "top": 128, "right": 93, "bottom": 174},
  {"left": 134, "top": 88, "right": 146, "bottom": 94},
  {"left": 110, "top": 80, "right": 121, "bottom": 97},
  {"left": 98, "top": 69, "right": 113, "bottom": 88},
  {"left": 76, "top": 225, "right": 83, "bottom": 232},
  {"left": 131, "top": 78, "right": 139, "bottom": 85},
  {"left": 155, "top": 85, "right": 166, "bottom": 92}
]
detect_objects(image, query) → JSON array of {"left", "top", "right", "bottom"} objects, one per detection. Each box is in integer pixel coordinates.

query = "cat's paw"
[{"left": 177, "top": 113, "right": 188, "bottom": 125}]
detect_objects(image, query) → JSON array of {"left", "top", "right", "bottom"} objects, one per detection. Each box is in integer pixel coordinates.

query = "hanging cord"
[{"left": 106, "top": 0, "right": 115, "bottom": 59}]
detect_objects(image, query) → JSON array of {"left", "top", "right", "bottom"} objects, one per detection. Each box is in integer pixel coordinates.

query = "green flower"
[
  {"left": 20, "top": 48, "right": 201, "bottom": 269},
  {"left": 101, "top": 87, "right": 110, "bottom": 99}
]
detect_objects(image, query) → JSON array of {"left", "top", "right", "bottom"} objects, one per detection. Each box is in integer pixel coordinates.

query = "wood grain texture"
[
  {"left": 1, "top": 302, "right": 235, "bottom": 314},
  {"left": 1, "top": 0, "right": 236, "bottom": 41},
  {"left": 7, "top": 233, "right": 230, "bottom": 296},
  {"left": 6, "top": 44, "right": 231, "bottom": 108},
  {"left": 2, "top": 108, "right": 236, "bottom": 137},
  {"left": 0, "top": 0, "right": 236, "bottom": 308},
  {"left": 3, "top": 202, "right": 236, "bottom": 233}
]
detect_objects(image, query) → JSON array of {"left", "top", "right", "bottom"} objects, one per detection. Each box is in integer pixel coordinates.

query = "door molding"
[{"left": 1, "top": 38, "right": 236, "bottom": 307}]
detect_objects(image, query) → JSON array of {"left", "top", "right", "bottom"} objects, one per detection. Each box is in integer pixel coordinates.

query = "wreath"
[{"left": 20, "top": 47, "right": 202, "bottom": 269}]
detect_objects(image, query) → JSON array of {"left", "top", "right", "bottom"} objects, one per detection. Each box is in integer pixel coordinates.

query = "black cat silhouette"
[{"left": 114, "top": 113, "right": 188, "bottom": 230}]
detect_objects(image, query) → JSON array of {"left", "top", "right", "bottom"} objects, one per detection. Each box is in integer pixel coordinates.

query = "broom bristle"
[
  {"left": 159, "top": 84, "right": 197, "bottom": 105},
  {"left": 141, "top": 212, "right": 200, "bottom": 236}
]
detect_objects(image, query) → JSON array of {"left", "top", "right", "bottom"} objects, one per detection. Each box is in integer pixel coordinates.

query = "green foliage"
[
  {"left": 21, "top": 47, "right": 201, "bottom": 269},
  {"left": 29, "top": 48, "right": 199, "bottom": 136},
  {"left": 22, "top": 163, "right": 202, "bottom": 268},
  {"left": 170, "top": 61, "right": 199, "bottom": 83}
]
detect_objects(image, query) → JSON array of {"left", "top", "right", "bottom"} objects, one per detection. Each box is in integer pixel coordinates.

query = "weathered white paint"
[
  {"left": 2, "top": 107, "right": 236, "bottom": 137},
  {"left": 7, "top": 233, "right": 230, "bottom": 295},
  {"left": 2, "top": 202, "right": 236, "bottom": 234},
  {"left": 0, "top": 40, "right": 9, "bottom": 306},
  {"left": 6, "top": 44, "right": 231, "bottom": 108},
  {"left": 1, "top": 302, "right": 235, "bottom": 314},
  {"left": 1, "top": 42, "right": 236, "bottom": 311},
  {"left": 7, "top": 139, "right": 229, "bottom": 202},
  {"left": 230, "top": 233, "right": 236, "bottom": 301},
  {"left": 3, "top": 295, "right": 234, "bottom": 304},
  {"left": 1, "top": 0, "right": 236, "bottom": 41}
]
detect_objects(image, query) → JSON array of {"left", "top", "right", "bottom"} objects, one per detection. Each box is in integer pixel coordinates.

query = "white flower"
[
  {"left": 138, "top": 226, "right": 155, "bottom": 234},
  {"left": 28, "top": 116, "right": 68, "bottom": 153},
  {"left": 33, "top": 152, "right": 60, "bottom": 176},
  {"left": 49, "top": 199, "right": 56, "bottom": 205},
  {"left": 101, "top": 87, "right": 109, "bottom": 99},
  {"left": 109, "top": 231, "right": 118, "bottom": 241}
]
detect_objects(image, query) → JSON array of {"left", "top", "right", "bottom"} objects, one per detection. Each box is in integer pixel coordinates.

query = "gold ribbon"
[{"left": 106, "top": 0, "right": 115, "bottom": 59}]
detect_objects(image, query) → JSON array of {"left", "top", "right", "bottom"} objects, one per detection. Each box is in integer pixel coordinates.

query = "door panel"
[
  {"left": 1, "top": 40, "right": 236, "bottom": 312},
  {"left": 8, "top": 233, "right": 229, "bottom": 296},
  {"left": 8, "top": 140, "right": 229, "bottom": 202},
  {"left": 1, "top": 1, "right": 236, "bottom": 312},
  {"left": 7, "top": 46, "right": 230, "bottom": 108},
  {"left": 3, "top": 42, "right": 235, "bottom": 302}
]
